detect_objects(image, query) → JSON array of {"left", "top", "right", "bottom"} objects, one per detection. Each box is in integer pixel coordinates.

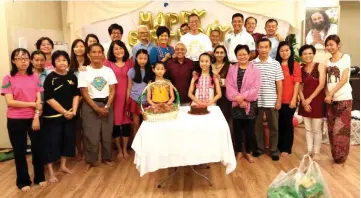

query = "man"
[
  {"left": 224, "top": 13, "right": 256, "bottom": 63},
  {"left": 166, "top": 42, "right": 195, "bottom": 105},
  {"left": 263, "top": 19, "right": 283, "bottom": 59},
  {"left": 180, "top": 23, "right": 190, "bottom": 35},
  {"left": 251, "top": 38, "right": 283, "bottom": 161},
  {"left": 132, "top": 25, "right": 155, "bottom": 59},
  {"left": 180, "top": 13, "right": 212, "bottom": 68},
  {"left": 78, "top": 43, "right": 118, "bottom": 171},
  {"left": 210, "top": 29, "right": 223, "bottom": 50},
  {"left": 245, "top": 17, "right": 265, "bottom": 44},
  {"left": 103, "top": 23, "right": 132, "bottom": 57},
  {"left": 306, "top": 10, "right": 338, "bottom": 48}
]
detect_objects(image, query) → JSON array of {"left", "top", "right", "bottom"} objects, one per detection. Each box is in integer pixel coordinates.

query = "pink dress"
[{"left": 104, "top": 59, "right": 133, "bottom": 125}]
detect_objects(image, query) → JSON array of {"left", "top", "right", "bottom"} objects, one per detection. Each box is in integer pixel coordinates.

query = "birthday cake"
[{"left": 189, "top": 105, "right": 209, "bottom": 115}]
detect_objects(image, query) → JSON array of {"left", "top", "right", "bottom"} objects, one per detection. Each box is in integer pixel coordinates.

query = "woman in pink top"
[
  {"left": 36, "top": 37, "right": 54, "bottom": 72},
  {"left": 105, "top": 40, "right": 133, "bottom": 159},
  {"left": 226, "top": 45, "right": 261, "bottom": 163},
  {"left": 1, "top": 48, "right": 46, "bottom": 191}
]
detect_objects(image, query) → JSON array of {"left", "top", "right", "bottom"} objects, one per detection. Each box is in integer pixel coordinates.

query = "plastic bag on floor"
[{"left": 267, "top": 155, "right": 312, "bottom": 198}]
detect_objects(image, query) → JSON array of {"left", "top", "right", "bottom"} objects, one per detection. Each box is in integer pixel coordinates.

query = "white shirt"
[
  {"left": 327, "top": 54, "right": 353, "bottom": 101},
  {"left": 306, "top": 24, "right": 338, "bottom": 49},
  {"left": 78, "top": 65, "right": 117, "bottom": 99},
  {"left": 252, "top": 57, "right": 284, "bottom": 108},
  {"left": 180, "top": 32, "right": 212, "bottom": 61},
  {"left": 224, "top": 29, "right": 256, "bottom": 63}
]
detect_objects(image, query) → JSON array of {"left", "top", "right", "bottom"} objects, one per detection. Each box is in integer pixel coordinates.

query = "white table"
[{"left": 132, "top": 106, "right": 236, "bottom": 180}]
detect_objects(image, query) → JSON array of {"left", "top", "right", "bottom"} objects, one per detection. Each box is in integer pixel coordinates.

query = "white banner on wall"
[{"left": 83, "top": 1, "right": 290, "bottom": 47}]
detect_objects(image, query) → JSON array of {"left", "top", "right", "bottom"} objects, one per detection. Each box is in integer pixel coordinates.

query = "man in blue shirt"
[{"left": 132, "top": 25, "right": 155, "bottom": 60}]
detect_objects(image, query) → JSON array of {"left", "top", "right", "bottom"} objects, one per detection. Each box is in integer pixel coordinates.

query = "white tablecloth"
[{"left": 132, "top": 106, "right": 236, "bottom": 177}]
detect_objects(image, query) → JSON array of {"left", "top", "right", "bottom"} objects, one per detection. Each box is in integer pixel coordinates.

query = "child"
[
  {"left": 31, "top": 51, "right": 49, "bottom": 101},
  {"left": 127, "top": 49, "right": 153, "bottom": 135},
  {"left": 147, "top": 61, "right": 175, "bottom": 106},
  {"left": 188, "top": 53, "right": 222, "bottom": 106}
]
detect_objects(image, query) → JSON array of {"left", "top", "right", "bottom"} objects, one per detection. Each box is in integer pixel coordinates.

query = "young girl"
[
  {"left": 188, "top": 53, "right": 222, "bottom": 106},
  {"left": 127, "top": 49, "right": 153, "bottom": 135},
  {"left": 2, "top": 48, "right": 46, "bottom": 191},
  {"left": 147, "top": 62, "right": 175, "bottom": 107},
  {"left": 324, "top": 35, "right": 353, "bottom": 167},
  {"left": 42, "top": 50, "right": 80, "bottom": 183},
  {"left": 31, "top": 51, "right": 49, "bottom": 100}
]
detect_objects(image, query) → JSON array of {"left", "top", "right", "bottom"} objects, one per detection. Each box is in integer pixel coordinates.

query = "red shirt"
[
  {"left": 166, "top": 58, "right": 195, "bottom": 104},
  {"left": 281, "top": 62, "right": 302, "bottom": 104}
]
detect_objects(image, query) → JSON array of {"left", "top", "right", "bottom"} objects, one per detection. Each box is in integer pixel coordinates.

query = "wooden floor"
[{"left": 0, "top": 127, "right": 359, "bottom": 198}]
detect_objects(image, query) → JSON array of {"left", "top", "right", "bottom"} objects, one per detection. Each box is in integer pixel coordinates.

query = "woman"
[
  {"left": 85, "top": 34, "right": 100, "bottom": 48},
  {"left": 275, "top": 41, "right": 302, "bottom": 157},
  {"left": 70, "top": 39, "right": 90, "bottom": 77},
  {"left": 35, "top": 37, "right": 54, "bottom": 71},
  {"left": 298, "top": 44, "right": 326, "bottom": 160},
  {"left": 212, "top": 45, "right": 231, "bottom": 122},
  {"left": 1, "top": 48, "right": 46, "bottom": 191},
  {"left": 106, "top": 40, "right": 133, "bottom": 159},
  {"left": 149, "top": 26, "right": 174, "bottom": 65},
  {"left": 69, "top": 39, "right": 90, "bottom": 161},
  {"left": 42, "top": 50, "right": 80, "bottom": 182},
  {"left": 324, "top": 35, "right": 353, "bottom": 166},
  {"left": 226, "top": 44, "right": 260, "bottom": 163}
]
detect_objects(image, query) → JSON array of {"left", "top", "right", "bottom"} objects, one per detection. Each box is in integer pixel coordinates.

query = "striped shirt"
[{"left": 252, "top": 57, "right": 284, "bottom": 108}]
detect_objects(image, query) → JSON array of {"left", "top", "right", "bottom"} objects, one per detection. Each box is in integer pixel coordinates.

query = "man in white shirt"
[
  {"left": 132, "top": 25, "right": 155, "bottom": 60},
  {"left": 306, "top": 10, "right": 338, "bottom": 49},
  {"left": 180, "top": 13, "right": 212, "bottom": 67},
  {"left": 103, "top": 23, "right": 132, "bottom": 58},
  {"left": 224, "top": 13, "right": 256, "bottom": 63},
  {"left": 78, "top": 43, "right": 118, "bottom": 171}
]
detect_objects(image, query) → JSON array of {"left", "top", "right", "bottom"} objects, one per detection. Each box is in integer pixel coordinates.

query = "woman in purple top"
[
  {"left": 105, "top": 40, "right": 133, "bottom": 159},
  {"left": 1, "top": 48, "right": 46, "bottom": 191}
]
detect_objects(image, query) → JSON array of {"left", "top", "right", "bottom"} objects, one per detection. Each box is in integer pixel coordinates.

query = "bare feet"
[
  {"left": 236, "top": 152, "right": 243, "bottom": 161},
  {"left": 48, "top": 174, "right": 58, "bottom": 183},
  {"left": 332, "top": 163, "right": 345, "bottom": 168},
  {"left": 103, "top": 160, "right": 115, "bottom": 166},
  {"left": 21, "top": 186, "right": 31, "bottom": 192},
  {"left": 75, "top": 154, "right": 83, "bottom": 161},
  {"left": 307, "top": 151, "right": 313, "bottom": 157},
  {"left": 117, "top": 151, "right": 124, "bottom": 160},
  {"left": 60, "top": 166, "right": 73, "bottom": 174},
  {"left": 123, "top": 150, "right": 129, "bottom": 159},
  {"left": 312, "top": 153, "right": 321, "bottom": 161},
  {"left": 281, "top": 152, "right": 289, "bottom": 157},
  {"left": 39, "top": 181, "right": 47, "bottom": 187},
  {"left": 84, "top": 164, "right": 92, "bottom": 173},
  {"left": 245, "top": 153, "right": 255, "bottom": 163}
]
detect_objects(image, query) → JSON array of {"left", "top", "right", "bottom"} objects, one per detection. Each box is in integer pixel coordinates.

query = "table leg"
[
  {"left": 190, "top": 166, "right": 213, "bottom": 186},
  {"left": 157, "top": 167, "right": 180, "bottom": 188}
]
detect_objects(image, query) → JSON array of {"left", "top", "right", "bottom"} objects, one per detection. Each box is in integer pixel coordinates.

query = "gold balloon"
[
  {"left": 192, "top": 9, "right": 206, "bottom": 19},
  {"left": 167, "top": 13, "right": 179, "bottom": 29},
  {"left": 177, "top": 28, "right": 182, "bottom": 40},
  {"left": 153, "top": 12, "right": 169, "bottom": 30},
  {"left": 217, "top": 25, "right": 231, "bottom": 41},
  {"left": 139, "top": 11, "right": 153, "bottom": 29},
  {"left": 205, "top": 20, "right": 231, "bottom": 41},
  {"left": 179, "top": 11, "right": 191, "bottom": 25},
  {"left": 128, "top": 30, "right": 138, "bottom": 47}
]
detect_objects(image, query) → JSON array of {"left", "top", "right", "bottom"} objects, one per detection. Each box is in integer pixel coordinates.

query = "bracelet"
[
  {"left": 63, "top": 110, "right": 67, "bottom": 115},
  {"left": 35, "top": 110, "right": 40, "bottom": 114},
  {"left": 105, "top": 105, "right": 108, "bottom": 109}
]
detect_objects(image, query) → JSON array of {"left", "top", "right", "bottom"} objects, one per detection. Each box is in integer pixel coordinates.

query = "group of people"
[{"left": 3, "top": 12, "right": 353, "bottom": 192}]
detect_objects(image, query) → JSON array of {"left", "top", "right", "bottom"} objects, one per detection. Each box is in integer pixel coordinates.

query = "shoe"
[
  {"left": 271, "top": 155, "right": 280, "bottom": 161},
  {"left": 252, "top": 151, "right": 263, "bottom": 157}
]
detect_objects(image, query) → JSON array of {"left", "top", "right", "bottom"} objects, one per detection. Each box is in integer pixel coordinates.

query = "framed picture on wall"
[{"left": 304, "top": 7, "right": 340, "bottom": 49}]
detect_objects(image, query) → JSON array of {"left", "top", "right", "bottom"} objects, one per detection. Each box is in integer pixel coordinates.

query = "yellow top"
[{"left": 151, "top": 80, "right": 171, "bottom": 103}]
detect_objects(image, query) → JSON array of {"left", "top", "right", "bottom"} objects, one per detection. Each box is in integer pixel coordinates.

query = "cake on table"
[{"left": 189, "top": 105, "right": 209, "bottom": 115}]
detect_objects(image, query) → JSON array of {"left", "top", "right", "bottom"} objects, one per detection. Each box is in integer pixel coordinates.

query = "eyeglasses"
[{"left": 14, "top": 57, "right": 30, "bottom": 62}]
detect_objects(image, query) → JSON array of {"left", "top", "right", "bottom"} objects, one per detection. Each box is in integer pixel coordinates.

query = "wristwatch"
[{"left": 105, "top": 105, "right": 109, "bottom": 109}]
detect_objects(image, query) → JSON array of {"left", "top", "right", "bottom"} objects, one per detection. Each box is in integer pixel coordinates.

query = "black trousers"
[
  {"left": 112, "top": 124, "right": 131, "bottom": 138},
  {"left": 43, "top": 119, "right": 76, "bottom": 163},
  {"left": 7, "top": 118, "right": 45, "bottom": 189},
  {"left": 233, "top": 119, "right": 256, "bottom": 153},
  {"left": 278, "top": 104, "right": 296, "bottom": 154}
]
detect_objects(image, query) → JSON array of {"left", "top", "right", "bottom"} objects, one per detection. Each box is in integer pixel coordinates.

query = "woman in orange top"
[{"left": 275, "top": 41, "right": 302, "bottom": 157}]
